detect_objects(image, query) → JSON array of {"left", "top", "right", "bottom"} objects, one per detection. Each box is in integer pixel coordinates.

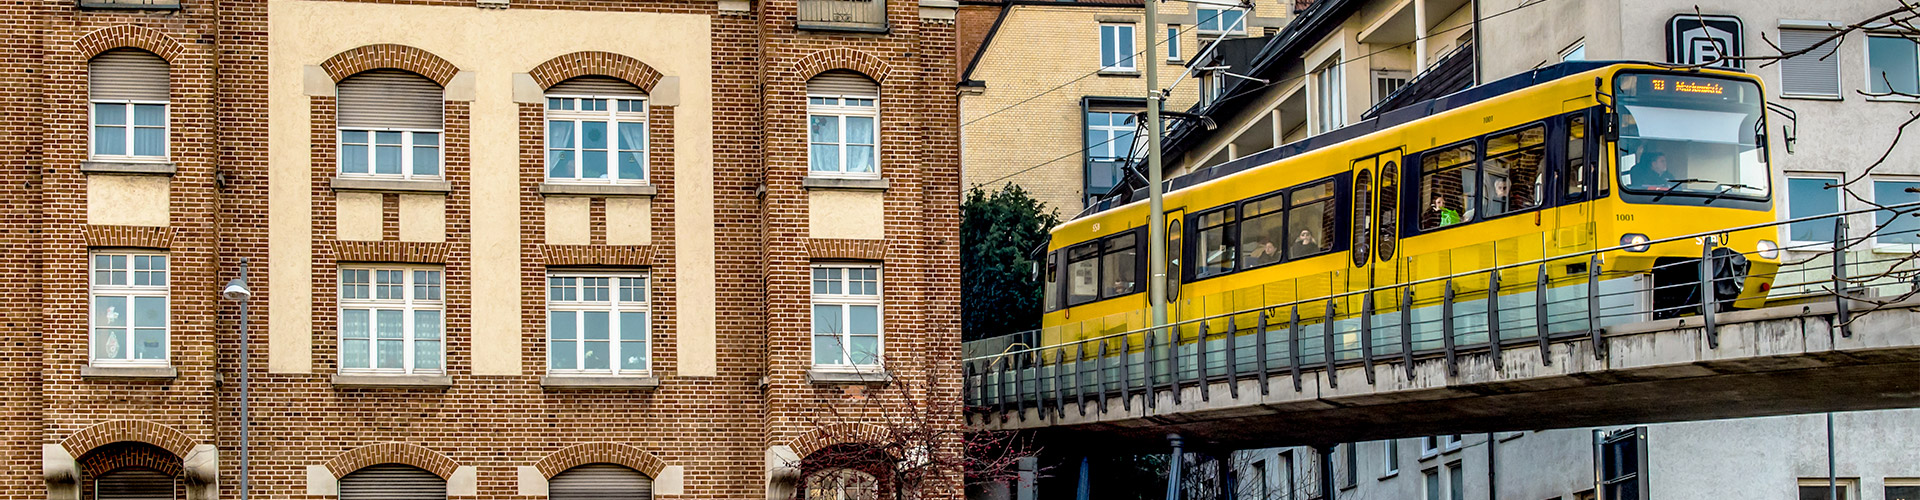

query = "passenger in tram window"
[
  {"left": 1107, "top": 277, "right": 1133, "bottom": 297},
  {"left": 1291, "top": 229, "right": 1321, "bottom": 257},
  {"left": 1487, "top": 177, "right": 1510, "bottom": 214},
  {"left": 1426, "top": 194, "right": 1462, "bottom": 227},
  {"left": 1242, "top": 233, "right": 1280, "bottom": 266}
]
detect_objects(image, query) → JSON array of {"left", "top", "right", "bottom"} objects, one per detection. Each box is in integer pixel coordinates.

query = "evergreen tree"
[{"left": 960, "top": 184, "right": 1060, "bottom": 341}]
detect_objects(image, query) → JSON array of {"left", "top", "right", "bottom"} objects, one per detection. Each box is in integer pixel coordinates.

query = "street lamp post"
[{"left": 222, "top": 259, "right": 253, "bottom": 500}]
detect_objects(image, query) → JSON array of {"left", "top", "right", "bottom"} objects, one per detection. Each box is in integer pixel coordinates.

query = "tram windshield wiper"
[
  {"left": 1650, "top": 179, "right": 1711, "bottom": 202},
  {"left": 1703, "top": 183, "right": 1763, "bottom": 205}
]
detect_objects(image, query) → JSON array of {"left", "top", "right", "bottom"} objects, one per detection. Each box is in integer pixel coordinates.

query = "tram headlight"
[
  {"left": 1620, "top": 233, "right": 1651, "bottom": 253},
  {"left": 1756, "top": 239, "right": 1779, "bottom": 260}
]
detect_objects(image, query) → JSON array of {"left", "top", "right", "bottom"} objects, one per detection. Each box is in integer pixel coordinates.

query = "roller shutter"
[
  {"left": 548, "top": 76, "right": 646, "bottom": 98},
  {"left": 549, "top": 464, "right": 653, "bottom": 500},
  {"left": 94, "top": 468, "right": 174, "bottom": 500},
  {"left": 337, "top": 69, "right": 444, "bottom": 130},
  {"left": 339, "top": 464, "right": 446, "bottom": 500},
  {"left": 1780, "top": 28, "right": 1841, "bottom": 97},
  {"left": 806, "top": 70, "right": 879, "bottom": 98},
  {"left": 89, "top": 48, "right": 170, "bottom": 101}
]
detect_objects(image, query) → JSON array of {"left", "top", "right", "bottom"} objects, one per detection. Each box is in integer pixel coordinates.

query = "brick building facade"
[{"left": 4, "top": 0, "right": 962, "bottom": 497}]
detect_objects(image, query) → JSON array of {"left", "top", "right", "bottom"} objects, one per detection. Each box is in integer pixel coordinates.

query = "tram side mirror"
[{"left": 1602, "top": 111, "right": 1621, "bottom": 142}]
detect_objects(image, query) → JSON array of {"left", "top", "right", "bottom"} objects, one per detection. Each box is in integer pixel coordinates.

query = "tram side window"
[
  {"left": 1194, "top": 209, "right": 1238, "bottom": 279},
  {"left": 1420, "top": 142, "right": 1479, "bottom": 230},
  {"left": 1288, "top": 181, "right": 1337, "bottom": 259},
  {"left": 1101, "top": 233, "right": 1140, "bottom": 299},
  {"left": 1240, "top": 193, "right": 1287, "bottom": 269},
  {"left": 1378, "top": 161, "right": 1399, "bottom": 261},
  {"left": 1043, "top": 251, "right": 1059, "bottom": 312},
  {"left": 1066, "top": 243, "right": 1100, "bottom": 305},
  {"left": 1483, "top": 125, "right": 1546, "bottom": 216},
  {"left": 1564, "top": 115, "right": 1590, "bottom": 200}
]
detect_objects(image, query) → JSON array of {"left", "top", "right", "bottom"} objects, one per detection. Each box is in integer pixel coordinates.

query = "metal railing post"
[
  {"left": 1075, "top": 343, "right": 1088, "bottom": 416},
  {"left": 1290, "top": 305, "right": 1303, "bottom": 392},
  {"left": 1488, "top": 268, "right": 1503, "bottom": 370},
  {"left": 1226, "top": 316, "right": 1240, "bottom": 399},
  {"left": 1257, "top": 310, "right": 1271, "bottom": 396},
  {"left": 1700, "top": 237, "right": 1719, "bottom": 349},
  {"left": 1121, "top": 335, "right": 1133, "bottom": 412},
  {"left": 1401, "top": 286, "right": 1415, "bottom": 381},
  {"left": 1361, "top": 292, "right": 1376, "bottom": 385},
  {"left": 1444, "top": 279, "right": 1458, "bottom": 377},
  {"left": 1145, "top": 331, "right": 1157, "bottom": 410},
  {"left": 1014, "top": 359, "right": 1026, "bottom": 422},
  {"left": 1537, "top": 263, "right": 1551, "bottom": 366},
  {"left": 1170, "top": 323, "right": 1183, "bottom": 405},
  {"left": 1588, "top": 255, "right": 1604, "bottom": 360},
  {"left": 1835, "top": 215, "right": 1852, "bottom": 337},
  {"left": 964, "top": 363, "right": 976, "bottom": 425},
  {"left": 1198, "top": 321, "right": 1211, "bottom": 402},
  {"left": 1323, "top": 299, "right": 1339, "bottom": 388}
]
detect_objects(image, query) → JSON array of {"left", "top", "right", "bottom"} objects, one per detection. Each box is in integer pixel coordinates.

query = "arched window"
[
  {"left": 336, "top": 69, "right": 444, "bottom": 181},
  {"left": 339, "top": 464, "right": 445, "bottom": 500},
  {"left": 546, "top": 76, "right": 649, "bottom": 185},
  {"left": 89, "top": 48, "right": 169, "bottom": 161},
  {"left": 805, "top": 70, "right": 879, "bottom": 179},
  {"left": 549, "top": 463, "right": 653, "bottom": 500},
  {"left": 93, "top": 467, "right": 174, "bottom": 500},
  {"left": 804, "top": 468, "right": 878, "bottom": 500}
]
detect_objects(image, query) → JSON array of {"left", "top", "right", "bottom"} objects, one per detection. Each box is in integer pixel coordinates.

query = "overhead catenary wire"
[{"left": 964, "top": 0, "right": 1569, "bottom": 192}]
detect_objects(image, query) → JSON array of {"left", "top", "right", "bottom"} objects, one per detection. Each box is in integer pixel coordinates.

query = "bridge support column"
[
  {"left": 1165, "top": 434, "right": 1185, "bottom": 500},
  {"left": 1016, "top": 456, "right": 1038, "bottom": 500}
]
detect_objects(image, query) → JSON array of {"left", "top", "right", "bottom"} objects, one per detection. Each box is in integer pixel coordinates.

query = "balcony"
[
  {"left": 77, "top": 0, "right": 180, "bottom": 9},
  {"left": 798, "top": 0, "right": 888, "bottom": 33}
]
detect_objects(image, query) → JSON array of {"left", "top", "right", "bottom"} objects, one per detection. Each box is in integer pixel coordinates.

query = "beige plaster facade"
[
  {"left": 263, "top": 0, "right": 715, "bottom": 375},
  {"left": 85, "top": 174, "right": 170, "bottom": 227},
  {"left": 808, "top": 189, "right": 887, "bottom": 240}
]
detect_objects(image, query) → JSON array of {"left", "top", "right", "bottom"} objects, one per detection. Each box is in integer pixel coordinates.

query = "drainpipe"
[
  {"left": 1828, "top": 413, "right": 1837, "bottom": 500},
  {"left": 1487, "top": 433, "right": 1496, "bottom": 500},
  {"left": 1470, "top": 0, "right": 1482, "bottom": 85}
]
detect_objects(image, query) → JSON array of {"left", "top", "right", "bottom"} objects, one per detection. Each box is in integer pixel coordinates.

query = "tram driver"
[{"left": 1629, "top": 151, "right": 1674, "bottom": 189}]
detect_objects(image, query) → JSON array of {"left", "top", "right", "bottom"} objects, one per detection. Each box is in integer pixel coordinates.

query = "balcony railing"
[{"left": 798, "top": 0, "right": 888, "bottom": 33}]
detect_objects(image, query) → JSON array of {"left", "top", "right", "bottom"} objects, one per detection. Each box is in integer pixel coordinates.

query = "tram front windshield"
[{"left": 1614, "top": 73, "right": 1768, "bottom": 203}]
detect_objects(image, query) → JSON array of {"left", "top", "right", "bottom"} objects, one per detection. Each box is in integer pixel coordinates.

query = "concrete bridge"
[{"left": 964, "top": 210, "right": 1920, "bottom": 452}]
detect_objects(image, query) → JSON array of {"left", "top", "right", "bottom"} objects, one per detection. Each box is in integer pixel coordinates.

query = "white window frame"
[
  {"left": 1778, "top": 24, "right": 1844, "bottom": 100},
  {"left": 1560, "top": 41, "right": 1586, "bottom": 62},
  {"left": 1783, "top": 172, "right": 1845, "bottom": 250},
  {"left": 545, "top": 95, "right": 649, "bottom": 185},
  {"left": 336, "top": 128, "right": 443, "bottom": 181},
  {"left": 338, "top": 265, "right": 445, "bottom": 374},
  {"left": 1100, "top": 24, "right": 1138, "bottom": 73},
  {"left": 1087, "top": 111, "right": 1137, "bottom": 162},
  {"left": 1422, "top": 468, "right": 1441, "bottom": 500},
  {"left": 1382, "top": 439, "right": 1400, "bottom": 478},
  {"left": 1865, "top": 33, "right": 1920, "bottom": 101},
  {"left": 807, "top": 95, "right": 881, "bottom": 179},
  {"left": 89, "top": 100, "right": 169, "bottom": 162},
  {"left": 90, "top": 252, "right": 169, "bottom": 365},
  {"left": 1870, "top": 176, "right": 1920, "bottom": 251},
  {"left": 1314, "top": 56, "right": 1346, "bottom": 134},
  {"left": 1196, "top": 8, "right": 1246, "bottom": 36},
  {"left": 1798, "top": 478, "right": 1859, "bottom": 500},
  {"left": 1886, "top": 478, "right": 1920, "bottom": 500},
  {"left": 545, "top": 271, "right": 652, "bottom": 376},
  {"left": 1444, "top": 461, "right": 1464, "bottom": 500},
  {"left": 1167, "top": 26, "right": 1182, "bottom": 61},
  {"left": 811, "top": 264, "right": 884, "bottom": 371}
]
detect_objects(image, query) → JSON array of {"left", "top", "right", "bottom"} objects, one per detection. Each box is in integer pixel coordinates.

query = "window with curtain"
[
  {"left": 547, "top": 272, "right": 650, "bottom": 376},
  {"left": 807, "top": 70, "right": 881, "bottom": 179},
  {"left": 1314, "top": 56, "right": 1346, "bottom": 134},
  {"left": 336, "top": 69, "right": 444, "bottom": 180},
  {"left": 89, "top": 48, "right": 169, "bottom": 161},
  {"left": 92, "top": 252, "right": 168, "bottom": 365},
  {"left": 547, "top": 76, "right": 649, "bottom": 184},
  {"left": 812, "top": 264, "right": 883, "bottom": 368},
  {"left": 338, "top": 265, "right": 444, "bottom": 374}
]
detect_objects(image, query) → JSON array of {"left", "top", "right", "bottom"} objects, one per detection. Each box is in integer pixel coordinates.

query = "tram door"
[
  {"left": 1163, "top": 208, "right": 1186, "bottom": 325},
  {"left": 1349, "top": 150, "right": 1406, "bottom": 359}
]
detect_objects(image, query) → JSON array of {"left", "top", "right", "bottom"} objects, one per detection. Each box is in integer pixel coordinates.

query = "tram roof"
[{"left": 1079, "top": 59, "right": 1632, "bottom": 221}]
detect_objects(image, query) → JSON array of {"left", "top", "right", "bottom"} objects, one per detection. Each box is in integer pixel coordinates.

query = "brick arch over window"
[
  {"left": 793, "top": 48, "right": 891, "bottom": 84},
  {"left": 529, "top": 51, "right": 664, "bottom": 93},
  {"left": 324, "top": 443, "right": 459, "bottom": 479},
  {"left": 788, "top": 423, "right": 900, "bottom": 460},
  {"left": 78, "top": 442, "right": 183, "bottom": 478},
  {"left": 75, "top": 25, "right": 185, "bottom": 62},
  {"left": 61, "top": 420, "right": 198, "bottom": 459},
  {"left": 533, "top": 443, "right": 667, "bottom": 479},
  {"left": 320, "top": 44, "right": 459, "bottom": 86}
]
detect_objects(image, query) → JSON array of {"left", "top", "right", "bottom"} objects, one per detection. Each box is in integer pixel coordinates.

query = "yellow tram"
[{"left": 1038, "top": 61, "right": 1781, "bottom": 351}]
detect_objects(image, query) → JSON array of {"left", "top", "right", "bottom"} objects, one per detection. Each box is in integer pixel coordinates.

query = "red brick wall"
[{"left": 6, "top": 0, "right": 962, "bottom": 498}]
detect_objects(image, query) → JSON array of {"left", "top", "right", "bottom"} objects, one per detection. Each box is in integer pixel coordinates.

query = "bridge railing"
[{"left": 963, "top": 202, "right": 1920, "bottom": 425}]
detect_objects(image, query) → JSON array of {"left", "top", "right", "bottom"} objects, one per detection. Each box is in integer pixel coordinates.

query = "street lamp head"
[{"left": 223, "top": 278, "right": 251, "bottom": 301}]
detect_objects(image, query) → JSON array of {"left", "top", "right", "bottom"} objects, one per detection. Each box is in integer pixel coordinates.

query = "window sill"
[
  {"left": 81, "top": 365, "right": 178, "bottom": 380},
  {"left": 330, "top": 177, "right": 453, "bottom": 194},
  {"left": 802, "top": 177, "right": 889, "bottom": 191},
  {"left": 1780, "top": 93, "right": 1844, "bottom": 101},
  {"left": 807, "top": 368, "right": 893, "bottom": 386},
  {"left": 81, "top": 161, "right": 175, "bottom": 176},
  {"left": 77, "top": 1, "right": 182, "bottom": 9},
  {"left": 795, "top": 22, "right": 891, "bottom": 34},
  {"left": 1096, "top": 69, "right": 1141, "bottom": 78},
  {"left": 539, "top": 183, "right": 657, "bottom": 197},
  {"left": 1379, "top": 471, "right": 1398, "bottom": 481},
  {"left": 331, "top": 373, "right": 453, "bottom": 389},
  {"left": 540, "top": 375, "right": 662, "bottom": 390}
]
